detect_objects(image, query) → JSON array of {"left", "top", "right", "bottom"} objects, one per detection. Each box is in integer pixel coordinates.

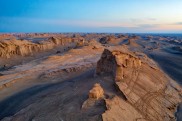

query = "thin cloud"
[
  {"left": 130, "top": 18, "right": 157, "bottom": 23},
  {"left": 1, "top": 17, "right": 181, "bottom": 33},
  {"left": 147, "top": 18, "right": 157, "bottom": 21},
  {"left": 130, "top": 18, "right": 142, "bottom": 23},
  {"left": 138, "top": 24, "right": 159, "bottom": 28},
  {"left": 175, "top": 22, "right": 182, "bottom": 25}
]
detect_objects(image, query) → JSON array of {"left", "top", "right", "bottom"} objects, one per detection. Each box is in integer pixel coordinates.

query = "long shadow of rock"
[
  {"left": 147, "top": 53, "right": 182, "bottom": 85},
  {"left": 0, "top": 69, "right": 95, "bottom": 120}
]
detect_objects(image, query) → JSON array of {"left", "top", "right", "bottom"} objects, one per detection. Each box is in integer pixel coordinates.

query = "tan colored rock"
[
  {"left": 0, "top": 36, "right": 77, "bottom": 58},
  {"left": 96, "top": 47, "right": 182, "bottom": 121},
  {"left": 82, "top": 83, "right": 105, "bottom": 111},
  {"left": 99, "top": 36, "right": 125, "bottom": 45},
  {"left": 76, "top": 39, "right": 86, "bottom": 47},
  {"left": 89, "top": 83, "right": 104, "bottom": 100},
  {"left": 126, "top": 38, "right": 140, "bottom": 47},
  {"left": 102, "top": 96, "right": 145, "bottom": 121},
  {"left": 88, "top": 39, "right": 103, "bottom": 49},
  {"left": 96, "top": 47, "right": 141, "bottom": 82}
]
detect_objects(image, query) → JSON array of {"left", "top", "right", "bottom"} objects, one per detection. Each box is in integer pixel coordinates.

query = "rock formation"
[
  {"left": 96, "top": 47, "right": 181, "bottom": 121},
  {"left": 126, "top": 38, "right": 140, "bottom": 47},
  {"left": 89, "top": 83, "right": 104, "bottom": 100},
  {"left": 103, "top": 96, "right": 144, "bottom": 121},
  {"left": 76, "top": 39, "right": 87, "bottom": 47},
  {"left": 99, "top": 36, "right": 125, "bottom": 45},
  {"left": 0, "top": 34, "right": 182, "bottom": 121},
  {"left": 96, "top": 47, "right": 141, "bottom": 82},
  {"left": 0, "top": 36, "right": 84, "bottom": 58},
  {"left": 82, "top": 83, "right": 105, "bottom": 110}
]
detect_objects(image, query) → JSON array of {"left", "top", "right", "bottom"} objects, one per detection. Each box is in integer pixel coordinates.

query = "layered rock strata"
[
  {"left": 96, "top": 47, "right": 181, "bottom": 121},
  {"left": 0, "top": 37, "right": 84, "bottom": 58}
]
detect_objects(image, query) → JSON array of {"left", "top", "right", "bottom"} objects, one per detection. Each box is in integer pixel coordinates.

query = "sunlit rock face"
[
  {"left": 96, "top": 48, "right": 141, "bottom": 82},
  {"left": 96, "top": 47, "right": 181, "bottom": 121},
  {"left": 89, "top": 83, "right": 104, "bottom": 100},
  {"left": 81, "top": 83, "right": 106, "bottom": 115},
  {"left": 0, "top": 37, "right": 84, "bottom": 58},
  {"left": 99, "top": 35, "right": 127, "bottom": 45}
]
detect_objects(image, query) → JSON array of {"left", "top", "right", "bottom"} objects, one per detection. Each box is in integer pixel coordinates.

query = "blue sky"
[{"left": 0, "top": 0, "right": 182, "bottom": 33}]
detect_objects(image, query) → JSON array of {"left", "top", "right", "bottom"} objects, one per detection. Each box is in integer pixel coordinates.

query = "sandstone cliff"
[
  {"left": 96, "top": 47, "right": 181, "bottom": 121},
  {"left": 0, "top": 37, "right": 84, "bottom": 58}
]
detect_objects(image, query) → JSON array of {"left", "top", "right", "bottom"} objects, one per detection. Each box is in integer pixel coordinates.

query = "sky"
[{"left": 0, "top": 0, "right": 182, "bottom": 33}]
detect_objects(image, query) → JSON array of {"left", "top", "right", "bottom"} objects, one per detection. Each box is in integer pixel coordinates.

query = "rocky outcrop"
[
  {"left": 0, "top": 34, "right": 16, "bottom": 41},
  {"left": 126, "top": 39, "right": 140, "bottom": 47},
  {"left": 88, "top": 39, "right": 103, "bottom": 49},
  {"left": 40, "top": 63, "right": 95, "bottom": 79},
  {"left": 96, "top": 47, "right": 141, "bottom": 82},
  {"left": 89, "top": 83, "right": 104, "bottom": 100},
  {"left": 82, "top": 83, "right": 105, "bottom": 110},
  {"left": 76, "top": 39, "right": 88, "bottom": 47},
  {"left": 103, "top": 96, "right": 144, "bottom": 121},
  {"left": 96, "top": 48, "right": 181, "bottom": 121},
  {"left": 0, "top": 37, "right": 85, "bottom": 58},
  {"left": 126, "top": 35, "right": 141, "bottom": 47},
  {"left": 99, "top": 36, "right": 125, "bottom": 45}
]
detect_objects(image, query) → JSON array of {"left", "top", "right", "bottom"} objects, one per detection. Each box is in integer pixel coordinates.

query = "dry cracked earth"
[{"left": 0, "top": 33, "right": 181, "bottom": 121}]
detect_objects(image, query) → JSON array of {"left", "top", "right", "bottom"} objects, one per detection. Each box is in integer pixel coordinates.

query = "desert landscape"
[
  {"left": 0, "top": 0, "right": 182, "bottom": 121},
  {"left": 0, "top": 33, "right": 181, "bottom": 121}
]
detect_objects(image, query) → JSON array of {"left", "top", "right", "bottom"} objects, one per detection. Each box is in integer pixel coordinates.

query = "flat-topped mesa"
[
  {"left": 97, "top": 48, "right": 181, "bottom": 121},
  {"left": 96, "top": 48, "right": 141, "bottom": 82}
]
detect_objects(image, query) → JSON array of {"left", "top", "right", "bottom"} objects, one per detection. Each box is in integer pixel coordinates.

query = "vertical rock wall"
[
  {"left": 0, "top": 37, "right": 84, "bottom": 58},
  {"left": 96, "top": 48, "right": 181, "bottom": 121}
]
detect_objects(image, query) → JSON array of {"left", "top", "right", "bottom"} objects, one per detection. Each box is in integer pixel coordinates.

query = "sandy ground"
[{"left": 0, "top": 34, "right": 181, "bottom": 121}]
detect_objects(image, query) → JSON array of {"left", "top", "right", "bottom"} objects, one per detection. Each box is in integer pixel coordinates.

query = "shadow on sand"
[{"left": 0, "top": 69, "right": 95, "bottom": 120}]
